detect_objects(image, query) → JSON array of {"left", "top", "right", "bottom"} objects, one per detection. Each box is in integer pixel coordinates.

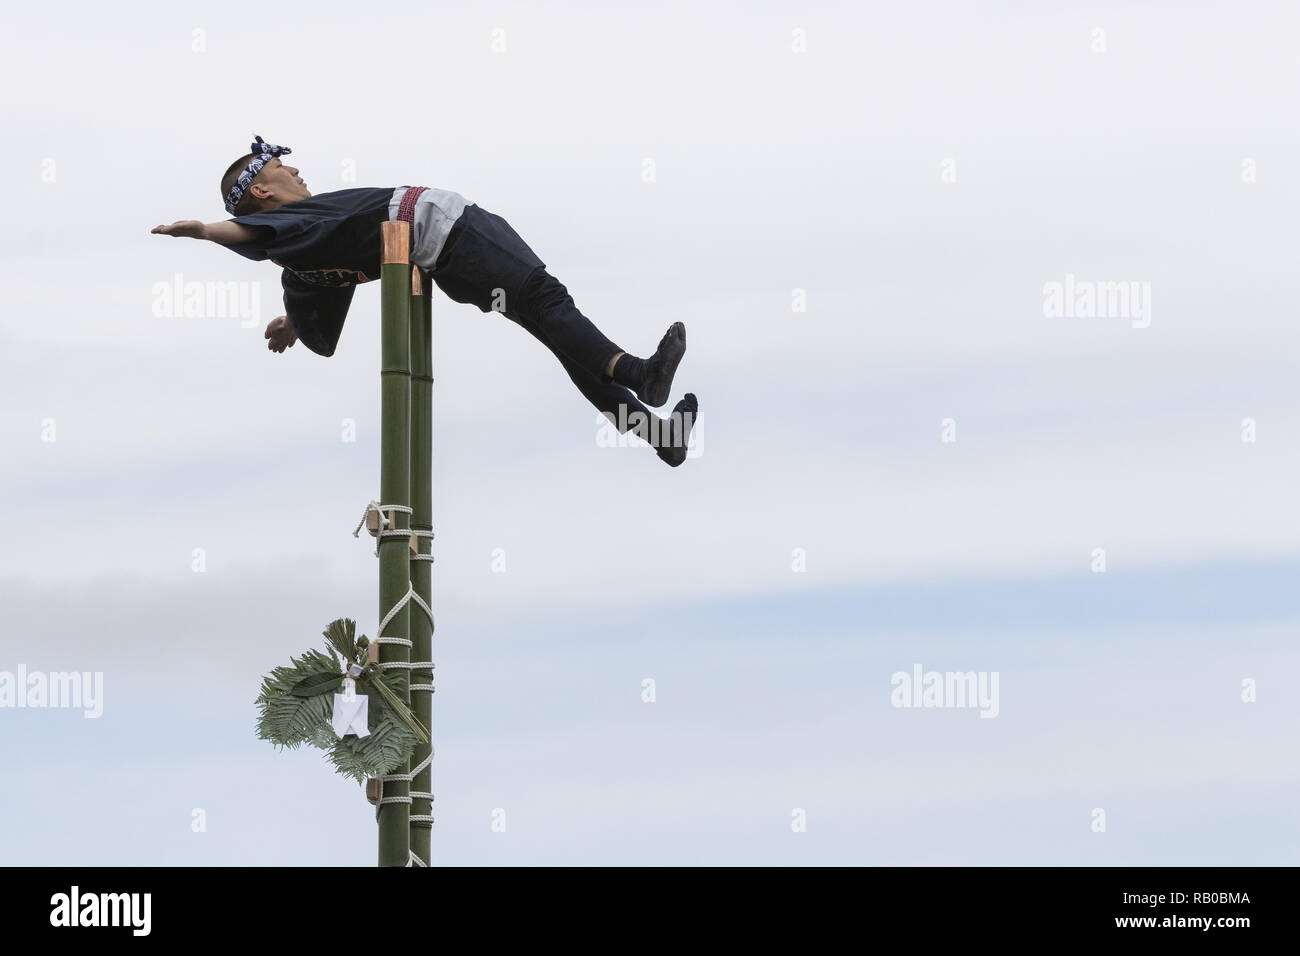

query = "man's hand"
[
  {"left": 151, "top": 220, "right": 207, "bottom": 239},
  {"left": 265, "top": 315, "right": 297, "bottom": 353}
]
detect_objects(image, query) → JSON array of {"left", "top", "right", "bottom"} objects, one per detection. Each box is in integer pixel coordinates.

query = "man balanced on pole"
[{"left": 153, "top": 136, "right": 699, "bottom": 466}]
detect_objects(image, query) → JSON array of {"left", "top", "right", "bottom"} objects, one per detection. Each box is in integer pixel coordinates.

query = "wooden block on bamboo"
[
  {"left": 411, "top": 266, "right": 425, "bottom": 297},
  {"left": 366, "top": 507, "right": 396, "bottom": 536},
  {"left": 409, "top": 531, "right": 418, "bottom": 555},
  {"left": 367, "top": 641, "right": 380, "bottom": 664},
  {"left": 365, "top": 778, "right": 382, "bottom": 804},
  {"left": 381, "top": 221, "right": 408, "bottom": 264}
]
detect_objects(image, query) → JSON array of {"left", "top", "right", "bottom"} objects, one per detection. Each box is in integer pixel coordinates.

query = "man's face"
[{"left": 250, "top": 157, "right": 311, "bottom": 208}]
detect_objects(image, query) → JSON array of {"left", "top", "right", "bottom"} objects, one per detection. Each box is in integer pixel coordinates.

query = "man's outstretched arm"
[{"left": 151, "top": 220, "right": 272, "bottom": 244}]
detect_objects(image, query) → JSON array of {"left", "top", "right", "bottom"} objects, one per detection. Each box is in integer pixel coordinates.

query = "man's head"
[{"left": 220, "top": 155, "right": 311, "bottom": 216}]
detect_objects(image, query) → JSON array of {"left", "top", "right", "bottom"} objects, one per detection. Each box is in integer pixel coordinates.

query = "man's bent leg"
[
  {"left": 506, "top": 300, "right": 647, "bottom": 428},
  {"left": 509, "top": 301, "right": 699, "bottom": 464},
  {"left": 511, "top": 269, "right": 625, "bottom": 379},
  {"left": 512, "top": 271, "right": 687, "bottom": 407}
]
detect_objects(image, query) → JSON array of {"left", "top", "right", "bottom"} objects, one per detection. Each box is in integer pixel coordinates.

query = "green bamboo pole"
[
  {"left": 378, "top": 221, "right": 412, "bottom": 867},
  {"left": 409, "top": 266, "right": 435, "bottom": 862}
]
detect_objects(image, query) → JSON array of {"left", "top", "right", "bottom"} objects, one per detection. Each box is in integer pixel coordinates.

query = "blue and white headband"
[{"left": 224, "top": 136, "right": 292, "bottom": 214}]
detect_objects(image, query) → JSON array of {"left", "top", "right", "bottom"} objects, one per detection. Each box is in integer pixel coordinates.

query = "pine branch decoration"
[{"left": 255, "top": 618, "right": 429, "bottom": 782}]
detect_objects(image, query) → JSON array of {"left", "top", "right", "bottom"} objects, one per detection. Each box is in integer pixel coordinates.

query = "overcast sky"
[{"left": 1, "top": 1, "right": 1297, "bottom": 865}]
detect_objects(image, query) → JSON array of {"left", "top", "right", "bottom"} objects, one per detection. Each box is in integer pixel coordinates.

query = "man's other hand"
[{"left": 265, "top": 315, "right": 297, "bottom": 353}]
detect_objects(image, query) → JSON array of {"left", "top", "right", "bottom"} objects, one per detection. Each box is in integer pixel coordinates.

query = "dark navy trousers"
[{"left": 429, "top": 203, "right": 654, "bottom": 434}]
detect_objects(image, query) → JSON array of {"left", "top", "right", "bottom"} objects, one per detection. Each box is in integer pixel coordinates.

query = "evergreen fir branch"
[
  {"left": 255, "top": 624, "right": 422, "bottom": 781},
  {"left": 255, "top": 648, "right": 343, "bottom": 748},
  {"left": 328, "top": 711, "right": 421, "bottom": 781},
  {"left": 322, "top": 618, "right": 358, "bottom": 664}
]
